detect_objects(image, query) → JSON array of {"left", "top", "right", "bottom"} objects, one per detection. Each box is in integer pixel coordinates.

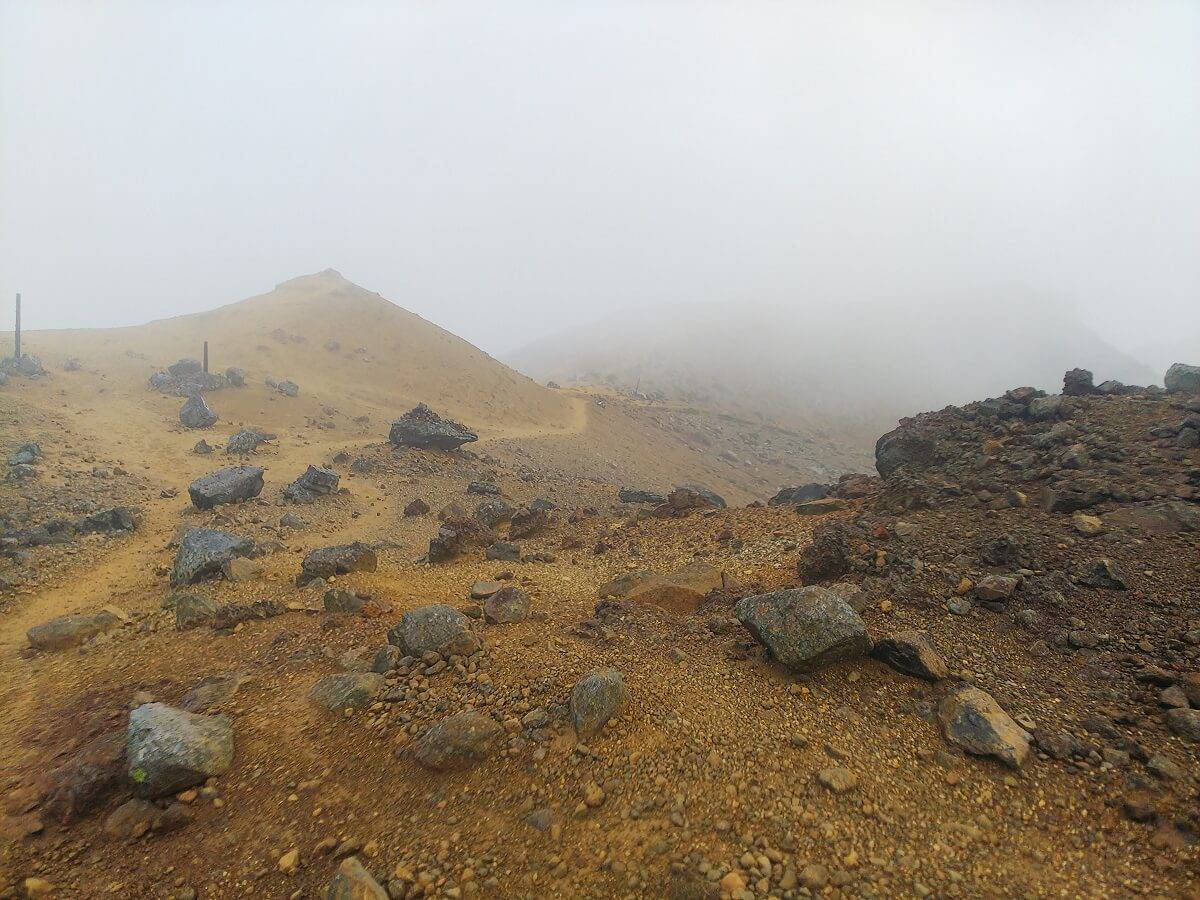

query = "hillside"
[
  {"left": 0, "top": 350, "right": 1197, "bottom": 897},
  {"left": 508, "top": 296, "right": 1159, "bottom": 437}
]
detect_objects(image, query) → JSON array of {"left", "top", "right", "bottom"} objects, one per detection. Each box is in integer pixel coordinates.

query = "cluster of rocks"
[
  {"left": 1, "top": 353, "right": 48, "bottom": 379},
  {"left": 150, "top": 358, "right": 237, "bottom": 396}
]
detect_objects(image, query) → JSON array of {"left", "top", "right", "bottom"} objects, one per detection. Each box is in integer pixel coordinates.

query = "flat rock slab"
[
  {"left": 413, "top": 711, "right": 503, "bottom": 771},
  {"left": 126, "top": 703, "right": 233, "bottom": 798},
  {"left": 171, "top": 528, "right": 255, "bottom": 586},
  {"left": 27, "top": 610, "right": 123, "bottom": 651},
  {"left": 735, "top": 586, "right": 870, "bottom": 671},
  {"left": 188, "top": 466, "right": 264, "bottom": 510},
  {"left": 938, "top": 686, "right": 1031, "bottom": 768}
]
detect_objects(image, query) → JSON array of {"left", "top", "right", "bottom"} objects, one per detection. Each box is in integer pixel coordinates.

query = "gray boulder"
[
  {"left": 938, "top": 686, "right": 1030, "bottom": 768},
  {"left": 187, "top": 466, "right": 264, "bottom": 509},
  {"left": 413, "top": 711, "right": 503, "bottom": 771},
  {"left": 308, "top": 673, "right": 384, "bottom": 711},
  {"left": 299, "top": 542, "right": 377, "bottom": 583},
  {"left": 276, "top": 379, "right": 299, "bottom": 397},
  {"left": 484, "top": 541, "right": 520, "bottom": 561},
  {"left": 1062, "top": 367, "right": 1097, "bottom": 396},
  {"left": 735, "top": 586, "right": 870, "bottom": 670},
  {"left": 474, "top": 498, "right": 515, "bottom": 528},
  {"left": 388, "top": 403, "right": 478, "bottom": 451},
  {"left": 224, "top": 366, "right": 246, "bottom": 387},
  {"left": 179, "top": 393, "right": 217, "bottom": 429},
  {"left": 387, "top": 604, "right": 479, "bottom": 656},
  {"left": 225, "top": 427, "right": 274, "bottom": 455},
  {"left": 570, "top": 669, "right": 628, "bottom": 738},
  {"left": 126, "top": 703, "right": 233, "bottom": 798},
  {"left": 2, "top": 354, "right": 47, "bottom": 377},
  {"left": 171, "top": 528, "right": 254, "bottom": 585},
  {"left": 28, "top": 610, "right": 122, "bottom": 651},
  {"left": 667, "top": 484, "right": 726, "bottom": 512},
  {"left": 1165, "top": 362, "right": 1200, "bottom": 394}
]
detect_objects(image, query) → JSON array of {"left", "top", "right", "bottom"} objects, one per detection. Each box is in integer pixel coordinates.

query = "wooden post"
[
  {"left": 14, "top": 293, "right": 20, "bottom": 359},
  {"left": 203, "top": 340, "right": 209, "bottom": 373}
]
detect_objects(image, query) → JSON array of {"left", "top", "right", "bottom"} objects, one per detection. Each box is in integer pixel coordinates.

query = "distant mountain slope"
[
  {"left": 13, "top": 269, "right": 574, "bottom": 434},
  {"left": 507, "top": 295, "right": 1158, "bottom": 435}
]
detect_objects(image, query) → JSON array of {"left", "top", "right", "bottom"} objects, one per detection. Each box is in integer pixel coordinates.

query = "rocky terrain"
[{"left": 1, "top": 283, "right": 1198, "bottom": 899}]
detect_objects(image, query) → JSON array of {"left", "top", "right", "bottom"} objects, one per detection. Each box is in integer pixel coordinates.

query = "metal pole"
[
  {"left": 203, "top": 340, "right": 209, "bottom": 373},
  {"left": 14, "top": 293, "right": 20, "bottom": 358}
]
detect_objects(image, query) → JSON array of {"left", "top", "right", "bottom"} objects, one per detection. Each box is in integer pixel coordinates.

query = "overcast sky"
[{"left": 1, "top": 2, "right": 1197, "bottom": 361}]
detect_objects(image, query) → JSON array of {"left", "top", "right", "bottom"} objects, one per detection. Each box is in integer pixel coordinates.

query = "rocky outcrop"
[
  {"left": 874, "top": 423, "right": 944, "bottom": 478},
  {"left": 389, "top": 404, "right": 478, "bottom": 451}
]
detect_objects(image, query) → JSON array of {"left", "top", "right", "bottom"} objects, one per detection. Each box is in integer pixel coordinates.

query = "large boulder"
[
  {"left": 389, "top": 404, "right": 478, "bottom": 451},
  {"left": 171, "top": 528, "right": 255, "bottom": 585},
  {"left": 299, "top": 542, "right": 377, "bottom": 583},
  {"left": 1062, "top": 368, "right": 1097, "bottom": 396},
  {"left": 413, "top": 711, "right": 503, "bottom": 771},
  {"left": 175, "top": 594, "right": 223, "bottom": 630},
  {"left": 187, "top": 466, "right": 264, "bottom": 509},
  {"left": 27, "top": 610, "right": 123, "bottom": 651},
  {"left": 126, "top": 703, "right": 234, "bottom": 798},
  {"left": 1, "top": 354, "right": 47, "bottom": 377},
  {"left": 387, "top": 604, "right": 479, "bottom": 656},
  {"left": 734, "top": 586, "right": 870, "bottom": 670},
  {"left": 874, "top": 423, "right": 943, "bottom": 478},
  {"left": 570, "top": 669, "right": 628, "bottom": 739},
  {"left": 282, "top": 465, "right": 339, "bottom": 503},
  {"left": 938, "top": 686, "right": 1030, "bottom": 768},
  {"left": 1164, "top": 363, "right": 1200, "bottom": 394},
  {"left": 75, "top": 506, "right": 139, "bottom": 534},
  {"left": 308, "top": 673, "right": 384, "bottom": 711},
  {"left": 179, "top": 393, "right": 218, "bottom": 429}
]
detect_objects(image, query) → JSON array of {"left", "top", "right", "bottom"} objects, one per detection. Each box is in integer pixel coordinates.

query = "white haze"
[{"left": 1, "top": 2, "right": 1197, "bottom": 391}]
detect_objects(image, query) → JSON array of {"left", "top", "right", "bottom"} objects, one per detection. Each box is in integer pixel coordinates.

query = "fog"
[{"left": 2, "top": 2, "right": 1197, "bottom": 380}]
